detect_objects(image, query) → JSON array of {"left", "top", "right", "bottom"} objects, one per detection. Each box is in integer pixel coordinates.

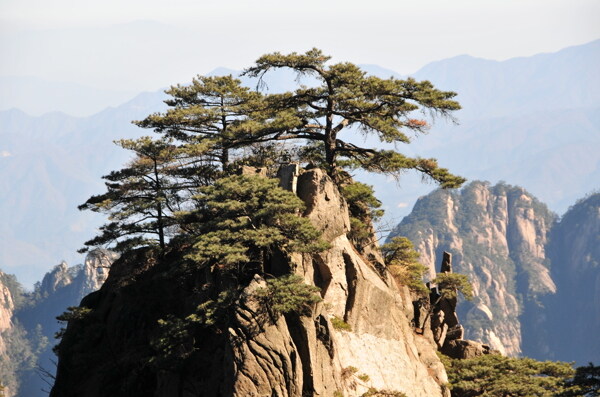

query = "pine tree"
[
  {"left": 382, "top": 236, "right": 428, "bottom": 294},
  {"left": 78, "top": 136, "right": 198, "bottom": 253},
  {"left": 432, "top": 272, "right": 474, "bottom": 301},
  {"left": 135, "top": 75, "right": 267, "bottom": 171},
  {"left": 242, "top": 48, "right": 465, "bottom": 187},
  {"left": 79, "top": 49, "right": 466, "bottom": 260}
]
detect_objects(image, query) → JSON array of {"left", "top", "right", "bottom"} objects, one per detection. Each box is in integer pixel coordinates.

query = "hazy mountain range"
[
  {"left": 0, "top": 91, "right": 167, "bottom": 285},
  {"left": 0, "top": 39, "right": 598, "bottom": 287},
  {"left": 0, "top": 76, "right": 137, "bottom": 117}
]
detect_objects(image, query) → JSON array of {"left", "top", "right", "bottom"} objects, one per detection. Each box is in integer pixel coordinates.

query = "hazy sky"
[{"left": 1, "top": 0, "right": 599, "bottom": 92}]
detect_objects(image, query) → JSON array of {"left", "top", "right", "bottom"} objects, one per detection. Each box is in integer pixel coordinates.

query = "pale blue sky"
[{"left": 1, "top": 0, "right": 599, "bottom": 91}]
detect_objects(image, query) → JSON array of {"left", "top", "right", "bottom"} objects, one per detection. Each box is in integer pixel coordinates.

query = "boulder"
[{"left": 441, "top": 339, "right": 497, "bottom": 359}]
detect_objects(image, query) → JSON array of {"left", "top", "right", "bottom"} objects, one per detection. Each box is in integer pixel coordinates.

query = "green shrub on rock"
[
  {"left": 254, "top": 274, "right": 322, "bottom": 317},
  {"left": 381, "top": 236, "right": 428, "bottom": 295}
]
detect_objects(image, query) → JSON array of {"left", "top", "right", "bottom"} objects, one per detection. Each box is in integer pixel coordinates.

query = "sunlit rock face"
[
  {"left": 291, "top": 170, "right": 447, "bottom": 396},
  {"left": 36, "top": 249, "right": 117, "bottom": 300},
  {"left": 391, "top": 181, "right": 557, "bottom": 358},
  {"left": 0, "top": 274, "right": 15, "bottom": 332},
  {"left": 0, "top": 271, "right": 17, "bottom": 396}
]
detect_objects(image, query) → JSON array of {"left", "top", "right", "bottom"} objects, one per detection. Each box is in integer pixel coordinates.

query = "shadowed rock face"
[
  {"left": 50, "top": 168, "right": 450, "bottom": 397},
  {"left": 543, "top": 193, "right": 600, "bottom": 364}
]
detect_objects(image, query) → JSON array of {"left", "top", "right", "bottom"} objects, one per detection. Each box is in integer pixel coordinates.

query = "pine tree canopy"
[
  {"left": 135, "top": 75, "right": 268, "bottom": 170},
  {"left": 79, "top": 48, "right": 466, "bottom": 256},
  {"left": 432, "top": 272, "right": 474, "bottom": 301},
  {"left": 242, "top": 48, "right": 465, "bottom": 186},
  {"left": 442, "top": 354, "right": 584, "bottom": 397},
  {"left": 382, "top": 236, "right": 429, "bottom": 295},
  {"left": 78, "top": 136, "right": 192, "bottom": 252}
]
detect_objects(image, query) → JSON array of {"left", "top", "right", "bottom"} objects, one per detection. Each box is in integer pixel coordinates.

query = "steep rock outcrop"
[
  {"left": 51, "top": 169, "right": 449, "bottom": 397},
  {"left": 544, "top": 193, "right": 600, "bottom": 364},
  {"left": 18, "top": 249, "right": 116, "bottom": 335},
  {"left": 294, "top": 171, "right": 447, "bottom": 395},
  {"left": 426, "top": 252, "right": 497, "bottom": 360},
  {"left": 0, "top": 272, "right": 18, "bottom": 396},
  {"left": 0, "top": 273, "right": 16, "bottom": 337},
  {"left": 392, "top": 181, "right": 556, "bottom": 357}
]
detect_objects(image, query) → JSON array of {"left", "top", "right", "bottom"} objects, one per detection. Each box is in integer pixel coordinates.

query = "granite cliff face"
[
  {"left": 0, "top": 249, "right": 117, "bottom": 397},
  {"left": 392, "top": 183, "right": 600, "bottom": 364},
  {"left": 391, "top": 181, "right": 556, "bottom": 358},
  {"left": 543, "top": 193, "right": 600, "bottom": 363},
  {"left": 0, "top": 272, "right": 19, "bottom": 396},
  {"left": 51, "top": 169, "right": 450, "bottom": 397},
  {"left": 0, "top": 275, "right": 16, "bottom": 333}
]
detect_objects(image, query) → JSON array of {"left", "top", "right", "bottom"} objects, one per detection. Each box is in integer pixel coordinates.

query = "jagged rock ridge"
[
  {"left": 392, "top": 182, "right": 600, "bottom": 364},
  {"left": 391, "top": 181, "right": 556, "bottom": 357},
  {"left": 51, "top": 169, "right": 450, "bottom": 397}
]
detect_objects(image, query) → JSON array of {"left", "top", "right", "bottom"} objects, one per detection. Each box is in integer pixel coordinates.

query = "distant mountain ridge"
[
  {"left": 0, "top": 40, "right": 598, "bottom": 288},
  {"left": 412, "top": 39, "right": 600, "bottom": 120},
  {"left": 0, "top": 250, "right": 117, "bottom": 397},
  {"left": 0, "top": 76, "right": 138, "bottom": 117},
  {"left": 0, "top": 91, "right": 168, "bottom": 286},
  {"left": 541, "top": 192, "right": 600, "bottom": 363}
]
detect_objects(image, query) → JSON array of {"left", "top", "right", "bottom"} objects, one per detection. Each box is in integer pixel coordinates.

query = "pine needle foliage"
[
  {"left": 564, "top": 363, "right": 600, "bottom": 397},
  {"left": 243, "top": 48, "right": 465, "bottom": 187},
  {"left": 135, "top": 75, "right": 265, "bottom": 171},
  {"left": 80, "top": 49, "right": 467, "bottom": 258},
  {"left": 442, "top": 353, "right": 582, "bottom": 397},
  {"left": 254, "top": 274, "right": 322, "bottom": 317},
  {"left": 331, "top": 316, "right": 352, "bottom": 331},
  {"left": 432, "top": 273, "right": 474, "bottom": 301},
  {"left": 78, "top": 136, "right": 199, "bottom": 253},
  {"left": 381, "top": 237, "right": 428, "bottom": 295},
  {"left": 341, "top": 181, "right": 384, "bottom": 246},
  {"left": 361, "top": 388, "right": 407, "bottom": 397},
  {"left": 182, "top": 175, "right": 329, "bottom": 274},
  {"left": 151, "top": 314, "right": 198, "bottom": 367}
]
